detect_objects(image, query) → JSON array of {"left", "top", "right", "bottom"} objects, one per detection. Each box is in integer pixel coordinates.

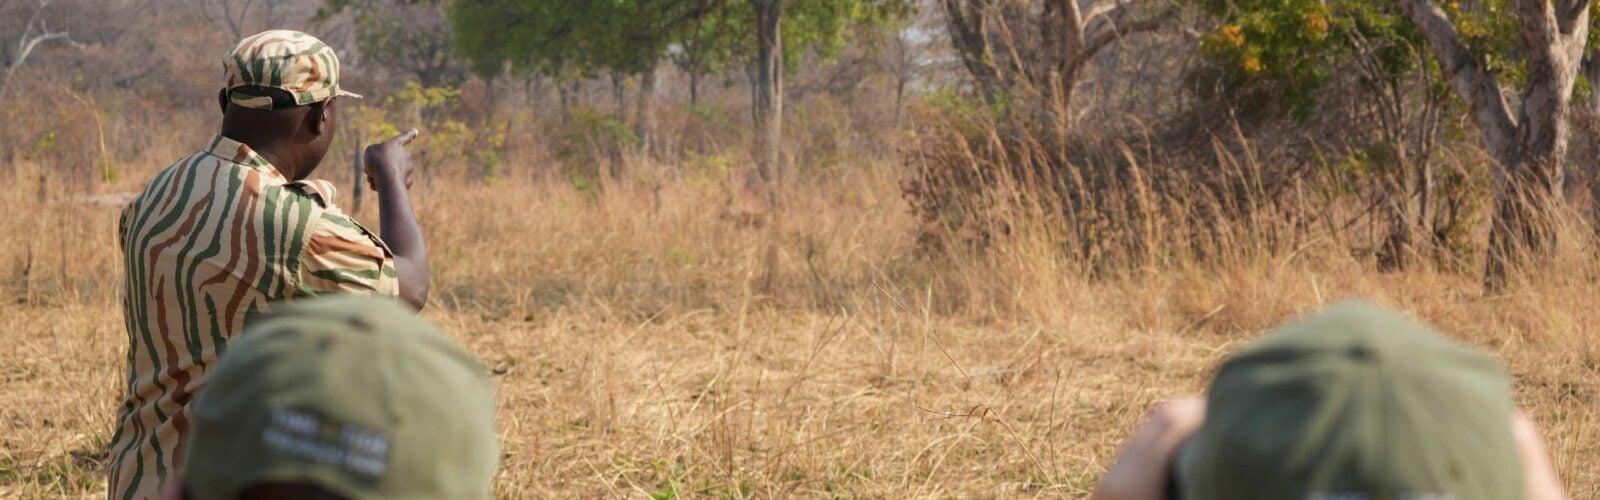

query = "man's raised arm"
[{"left": 365, "top": 129, "right": 430, "bottom": 310}]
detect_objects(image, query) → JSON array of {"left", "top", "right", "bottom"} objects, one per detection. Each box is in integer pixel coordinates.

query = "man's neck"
[{"left": 222, "top": 131, "right": 299, "bottom": 179}]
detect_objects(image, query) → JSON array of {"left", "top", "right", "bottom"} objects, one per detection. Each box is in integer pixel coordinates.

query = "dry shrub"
[
  {"left": 2, "top": 84, "right": 111, "bottom": 192},
  {"left": 903, "top": 95, "right": 1318, "bottom": 274}
]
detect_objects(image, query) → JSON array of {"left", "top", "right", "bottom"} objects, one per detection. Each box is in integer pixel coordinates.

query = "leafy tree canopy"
[
  {"left": 449, "top": 0, "right": 908, "bottom": 80},
  {"left": 1198, "top": 0, "right": 1429, "bottom": 120},
  {"left": 319, "top": 0, "right": 468, "bottom": 86},
  {"left": 1199, "top": 0, "right": 1600, "bottom": 121}
]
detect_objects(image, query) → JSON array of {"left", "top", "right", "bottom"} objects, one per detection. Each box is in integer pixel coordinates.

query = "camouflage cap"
[
  {"left": 184, "top": 297, "right": 499, "bottom": 499},
  {"left": 1176, "top": 301, "right": 1522, "bottom": 500},
  {"left": 224, "top": 30, "right": 361, "bottom": 110}
]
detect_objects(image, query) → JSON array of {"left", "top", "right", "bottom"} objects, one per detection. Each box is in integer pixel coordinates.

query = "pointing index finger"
[{"left": 396, "top": 128, "right": 420, "bottom": 146}]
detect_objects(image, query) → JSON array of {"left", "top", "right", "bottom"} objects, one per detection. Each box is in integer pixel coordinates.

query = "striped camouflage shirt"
[{"left": 108, "top": 135, "right": 398, "bottom": 499}]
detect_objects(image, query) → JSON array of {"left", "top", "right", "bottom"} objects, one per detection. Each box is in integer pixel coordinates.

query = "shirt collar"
[{"left": 204, "top": 134, "right": 288, "bottom": 181}]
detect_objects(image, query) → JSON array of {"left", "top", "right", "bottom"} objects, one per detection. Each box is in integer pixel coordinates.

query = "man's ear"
[{"left": 308, "top": 100, "right": 331, "bottom": 136}]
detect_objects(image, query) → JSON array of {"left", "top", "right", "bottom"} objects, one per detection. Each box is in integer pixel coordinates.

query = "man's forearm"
[{"left": 376, "top": 175, "right": 429, "bottom": 310}]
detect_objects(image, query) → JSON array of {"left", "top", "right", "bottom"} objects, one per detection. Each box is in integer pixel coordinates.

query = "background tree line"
[{"left": 3, "top": 0, "right": 1600, "bottom": 289}]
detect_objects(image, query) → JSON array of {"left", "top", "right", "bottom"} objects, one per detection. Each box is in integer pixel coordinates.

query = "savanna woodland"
[{"left": 2, "top": 0, "right": 1599, "bottom": 497}]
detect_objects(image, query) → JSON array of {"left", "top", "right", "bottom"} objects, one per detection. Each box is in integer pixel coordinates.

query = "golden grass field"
[{"left": 2, "top": 151, "right": 1598, "bottom": 498}]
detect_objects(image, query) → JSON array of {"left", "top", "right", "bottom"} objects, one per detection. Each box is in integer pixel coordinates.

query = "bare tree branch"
[
  {"left": 1512, "top": 0, "right": 1589, "bottom": 175},
  {"left": 943, "top": 0, "right": 1004, "bottom": 101},
  {"left": 14, "top": 31, "right": 68, "bottom": 65},
  {"left": 1518, "top": 0, "right": 1560, "bottom": 49},
  {"left": 1080, "top": 0, "right": 1129, "bottom": 26},
  {"left": 261, "top": 0, "right": 287, "bottom": 33},
  {"left": 201, "top": 0, "right": 263, "bottom": 40},
  {"left": 1062, "top": 9, "right": 1172, "bottom": 78},
  {"left": 1050, "top": 0, "right": 1083, "bottom": 36},
  {"left": 1395, "top": 0, "right": 1516, "bottom": 161},
  {"left": 1556, "top": 0, "right": 1591, "bottom": 33},
  {"left": 16, "top": 0, "right": 48, "bottom": 52},
  {"left": 3, "top": 0, "right": 78, "bottom": 89}
]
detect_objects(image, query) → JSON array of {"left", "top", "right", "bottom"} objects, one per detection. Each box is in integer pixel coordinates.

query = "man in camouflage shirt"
[{"left": 108, "top": 30, "right": 431, "bottom": 500}]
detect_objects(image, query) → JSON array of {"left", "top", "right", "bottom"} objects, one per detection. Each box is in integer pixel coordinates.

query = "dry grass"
[{"left": 1, "top": 151, "right": 1598, "bottom": 498}]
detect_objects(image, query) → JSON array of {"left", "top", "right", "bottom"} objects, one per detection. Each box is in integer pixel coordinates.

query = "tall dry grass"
[{"left": 1, "top": 110, "right": 1598, "bottom": 497}]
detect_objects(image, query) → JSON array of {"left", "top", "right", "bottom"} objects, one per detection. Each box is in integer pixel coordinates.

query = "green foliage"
[
  {"left": 649, "top": 488, "right": 677, "bottom": 500},
  {"left": 99, "top": 158, "right": 120, "bottom": 183},
  {"left": 1441, "top": 0, "right": 1521, "bottom": 80},
  {"left": 1431, "top": 160, "right": 1488, "bottom": 268},
  {"left": 389, "top": 81, "right": 460, "bottom": 111},
  {"left": 350, "top": 82, "right": 506, "bottom": 180},
  {"left": 1430, "top": 0, "right": 1600, "bottom": 87},
  {"left": 1198, "top": 0, "right": 1423, "bottom": 120},
  {"left": 23, "top": 131, "right": 57, "bottom": 162},
  {"left": 1200, "top": 0, "right": 1600, "bottom": 114},
  {"left": 320, "top": 0, "right": 466, "bottom": 86},
  {"left": 475, "top": 125, "right": 509, "bottom": 181},
  {"left": 670, "top": 2, "right": 750, "bottom": 79},
  {"left": 450, "top": 0, "right": 699, "bottom": 78},
  {"left": 352, "top": 81, "right": 460, "bottom": 143},
  {"left": 782, "top": 0, "right": 906, "bottom": 68},
  {"left": 687, "top": 102, "right": 721, "bottom": 122},
  {"left": 553, "top": 108, "right": 640, "bottom": 173},
  {"left": 927, "top": 84, "right": 1012, "bottom": 117},
  {"left": 449, "top": 0, "right": 908, "bottom": 80},
  {"left": 682, "top": 150, "right": 741, "bottom": 187},
  {"left": 567, "top": 170, "right": 599, "bottom": 200}
]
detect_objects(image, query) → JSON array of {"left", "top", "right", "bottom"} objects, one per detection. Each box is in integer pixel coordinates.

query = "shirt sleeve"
[{"left": 297, "top": 207, "right": 400, "bottom": 297}]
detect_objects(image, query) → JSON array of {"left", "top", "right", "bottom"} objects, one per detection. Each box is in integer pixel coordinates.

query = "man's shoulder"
[
  {"left": 286, "top": 179, "right": 340, "bottom": 208},
  {"left": 123, "top": 156, "right": 340, "bottom": 235},
  {"left": 286, "top": 180, "right": 373, "bottom": 244},
  {"left": 124, "top": 152, "right": 208, "bottom": 212}
]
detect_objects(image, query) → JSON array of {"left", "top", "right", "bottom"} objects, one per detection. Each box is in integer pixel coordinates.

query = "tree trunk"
[
  {"left": 1483, "top": 0, "right": 1587, "bottom": 288},
  {"left": 1485, "top": 122, "right": 1570, "bottom": 286},
  {"left": 524, "top": 75, "right": 544, "bottom": 116},
  {"left": 2, "top": 2, "right": 77, "bottom": 98},
  {"left": 1044, "top": 0, "right": 1172, "bottom": 132},
  {"left": 1417, "top": 75, "right": 1441, "bottom": 251},
  {"left": 1396, "top": 0, "right": 1590, "bottom": 290},
  {"left": 480, "top": 76, "right": 498, "bottom": 181},
  {"left": 1417, "top": 145, "right": 1434, "bottom": 256},
  {"left": 894, "top": 75, "right": 908, "bottom": 127},
  {"left": 607, "top": 72, "right": 627, "bottom": 178},
  {"left": 1359, "top": 66, "right": 1421, "bottom": 270},
  {"left": 1484, "top": 154, "right": 1564, "bottom": 286},
  {"left": 1379, "top": 147, "right": 1416, "bottom": 270},
  {"left": 635, "top": 61, "right": 658, "bottom": 157},
  {"left": 1052, "top": 68, "right": 1082, "bottom": 144},
  {"left": 1043, "top": 0, "right": 1084, "bottom": 136},
  {"left": 1581, "top": 56, "right": 1600, "bottom": 233},
  {"left": 942, "top": 0, "right": 1002, "bottom": 103},
  {"left": 751, "top": 0, "right": 784, "bottom": 206},
  {"left": 352, "top": 115, "right": 365, "bottom": 213},
  {"left": 485, "top": 76, "right": 496, "bottom": 119},
  {"left": 558, "top": 78, "right": 575, "bottom": 125},
  {"left": 690, "top": 69, "right": 702, "bottom": 105},
  {"left": 611, "top": 71, "right": 627, "bottom": 124}
]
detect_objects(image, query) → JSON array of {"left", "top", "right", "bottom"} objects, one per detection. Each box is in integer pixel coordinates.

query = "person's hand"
[
  {"left": 1092, "top": 397, "right": 1206, "bottom": 500},
  {"left": 1514, "top": 411, "right": 1568, "bottom": 500},
  {"left": 364, "top": 128, "right": 419, "bottom": 193}
]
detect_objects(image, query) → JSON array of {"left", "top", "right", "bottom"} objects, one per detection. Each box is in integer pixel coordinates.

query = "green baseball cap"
[
  {"left": 223, "top": 30, "right": 361, "bottom": 110},
  {"left": 1177, "top": 301, "right": 1522, "bottom": 500},
  {"left": 184, "top": 297, "right": 499, "bottom": 499}
]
